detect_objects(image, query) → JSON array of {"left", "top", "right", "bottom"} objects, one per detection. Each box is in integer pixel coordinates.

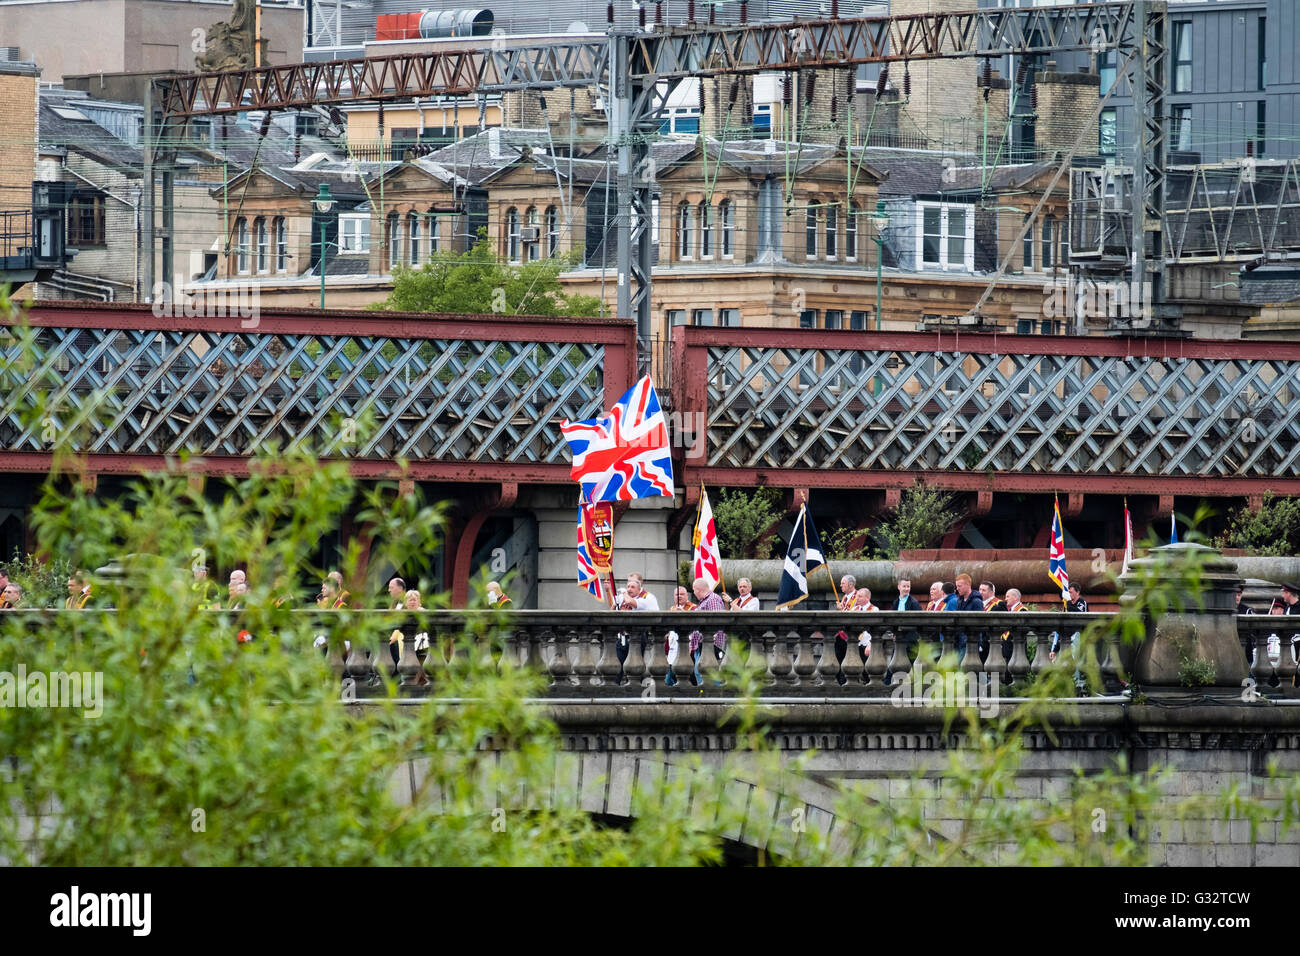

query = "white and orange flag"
[{"left": 692, "top": 486, "right": 722, "bottom": 591}]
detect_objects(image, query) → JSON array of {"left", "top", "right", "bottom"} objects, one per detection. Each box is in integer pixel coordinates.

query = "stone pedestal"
[
  {"left": 1122, "top": 543, "right": 1249, "bottom": 694},
  {"left": 533, "top": 488, "right": 684, "bottom": 610}
]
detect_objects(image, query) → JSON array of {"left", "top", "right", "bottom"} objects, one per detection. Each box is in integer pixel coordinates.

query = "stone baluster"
[
  {"left": 983, "top": 628, "right": 1008, "bottom": 683},
  {"left": 768, "top": 630, "right": 796, "bottom": 686},
  {"left": 643, "top": 629, "right": 667, "bottom": 682},
  {"left": 1099, "top": 631, "right": 1123, "bottom": 687},
  {"left": 813, "top": 632, "right": 838, "bottom": 687},
  {"left": 699, "top": 633, "right": 723, "bottom": 687},
  {"left": 960, "top": 627, "right": 984, "bottom": 677},
  {"left": 544, "top": 630, "right": 569, "bottom": 686},
  {"left": 864, "top": 629, "right": 889, "bottom": 685},
  {"left": 1250, "top": 629, "right": 1274, "bottom": 687},
  {"left": 887, "top": 630, "right": 912, "bottom": 682},
  {"left": 344, "top": 634, "right": 370, "bottom": 682},
  {"left": 792, "top": 629, "right": 817, "bottom": 685},
  {"left": 840, "top": 630, "right": 865, "bottom": 684},
  {"left": 325, "top": 635, "right": 346, "bottom": 681},
  {"left": 571, "top": 630, "right": 599, "bottom": 686},
  {"left": 625, "top": 630, "right": 648, "bottom": 684},
  {"left": 1031, "top": 629, "right": 1052, "bottom": 675},
  {"left": 744, "top": 630, "right": 771, "bottom": 685},
  {"left": 1006, "top": 629, "right": 1031, "bottom": 682},
  {"left": 1275, "top": 633, "right": 1298, "bottom": 688},
  {"left": 397, "top": 632, "right": 425, "bottom": 688},
  {"left": 672, "top": 634, "right": 697, "bottom": 686},
  {"left": 597, "top": 631, "right": 623, "bottom": 685}
]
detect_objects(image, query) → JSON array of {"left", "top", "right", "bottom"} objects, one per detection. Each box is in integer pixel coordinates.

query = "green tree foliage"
[
  {"left": 712, "top": 487, "right": 782, "bottom": 560},
  {"left": 1, "top": 552, "right": 74, "bottom": 610},
  {"left": 1214, "top": 493, "right": 1300, "bottom": 556},
  {"left": 871, "top": 482, "right": 966, "bottom": 558},
  {"left": 373, "top": 232, "right": 604, "bottom": 317}
]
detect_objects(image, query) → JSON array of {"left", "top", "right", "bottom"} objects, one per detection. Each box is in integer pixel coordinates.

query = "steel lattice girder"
[
  {"left": 154, "top": 3, "right": 1137, "bottom": 117},
  {"left": 699, "top": 336, "right": 1300, "bottom": 480},
  {"left": 0, "top": 326, "right": 607, "bottom": 465}
]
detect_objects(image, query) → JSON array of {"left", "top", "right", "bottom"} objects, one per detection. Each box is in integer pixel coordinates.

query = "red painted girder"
[
  {"left": 19, "top": 302, "right": 635, "bottom": 346},
  {"left": 677, "top": 326, "right": 1300, "bottom": 361},
  {"left": 682, "top": 467, "right": 1300, "bottom": 498}
]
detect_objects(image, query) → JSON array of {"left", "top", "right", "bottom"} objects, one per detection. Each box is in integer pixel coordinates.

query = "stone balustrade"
[{"left": 8, "top": 608, "right": 1296, "bottom": 698}]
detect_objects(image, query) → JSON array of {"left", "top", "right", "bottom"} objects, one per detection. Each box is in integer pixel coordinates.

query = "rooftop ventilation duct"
[{"left": 419, "top": 9, "right": 494, "bottom": 38}]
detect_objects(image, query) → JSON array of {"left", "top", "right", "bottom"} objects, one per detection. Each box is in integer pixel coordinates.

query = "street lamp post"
[
  {"left": 870, "top": 199, "right": 889, "bottom": 332},
  {"left": 313, "top": 183, "right": 337, "bottom": 309}
]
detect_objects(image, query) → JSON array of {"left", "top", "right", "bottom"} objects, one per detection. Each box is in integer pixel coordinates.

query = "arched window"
[
  {"left": 1042, "top": 215, "right": 1056, "bottom": 270},
  {"left": 235, "top": 217, "right": 249, "bottom": 274},
  {"left": 254, "top": 217, "right": 268, "bottom": 273},
  {"left": 846, "top": 202, "right": 858, "bottom": 260},
  {"left": 427, "top": 207, "right": 439, "bottom": 255},
  {"left": 408, "top": 212, "right": 420, "bottom": 265},
  {"left": 806, "top": 205, "right": 819, "bottom": 258},
  {"left": 506, "top": 206, "right": 520, "bottom": 262},
  {"left": 678, "top": 202, "right": 693, "bottom": 259},
  {"left": 274, "top": 217, "right": 287, "bottom": 272},
  {"left": 825, "top": 203, "right": 838, "bottom": 259},
  {"left": 545, "top": 205, "right": 559, "bottom": 257},
  {"left": 720, "top": 199, "right": 734, "bottom": 258},
  {"left": 526, "top": 206, "right": 540, "bottom": 261},
  {"left": 699, "top": 201, "right": 713, "bottom": 258}
]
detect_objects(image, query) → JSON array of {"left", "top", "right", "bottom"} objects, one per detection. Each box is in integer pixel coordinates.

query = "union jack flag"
[
  {"left": 577, "top": 506, "right": 608, "bottom": 603},
  {"left": 561, "top": 375, "right": 674, "bottom": 504},
  {"left": 1048, "top": 497, "right": 1070, "bottom": 604}
]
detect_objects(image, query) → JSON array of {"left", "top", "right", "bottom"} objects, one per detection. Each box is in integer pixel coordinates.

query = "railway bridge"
[{"left": 4, "top": 301, "right": 1300, "bottom": 606}]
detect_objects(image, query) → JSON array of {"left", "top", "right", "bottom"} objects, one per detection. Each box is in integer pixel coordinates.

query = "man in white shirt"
[
  {"left": 732, "top": 577, "right": 760, "bottom": 610},
  {"left": 615, "top": 572, "right": 658, "bottom": 685}
]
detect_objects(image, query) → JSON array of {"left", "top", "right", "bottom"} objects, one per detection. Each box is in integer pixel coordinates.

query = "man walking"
[{"left": 952, "top": 573, "right": 982, "bottom": 661}]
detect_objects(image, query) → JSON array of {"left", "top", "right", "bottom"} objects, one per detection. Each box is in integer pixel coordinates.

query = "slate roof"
[{"left": 39, "top": 100, "right": 142, "bottom": 173}]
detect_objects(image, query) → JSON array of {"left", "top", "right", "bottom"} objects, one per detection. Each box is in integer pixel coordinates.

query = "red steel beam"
[
  {"left": 677, "top": 325, "right": 1300, "bottom": 362},
  {"left": 682, "top": 467, "right": 1300, "bottom": 499},
  {"left": 19, "top": 302, "right": 635, "bottom": 347}
]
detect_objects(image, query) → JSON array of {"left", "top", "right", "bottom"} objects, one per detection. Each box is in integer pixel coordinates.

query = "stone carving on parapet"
[{"left": 196, "top": 0, "right": 267, "bottom": 73}]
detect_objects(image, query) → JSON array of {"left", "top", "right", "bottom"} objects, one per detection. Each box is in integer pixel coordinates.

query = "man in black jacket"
[{"left": 952, "top": 573, "right": 983, "bottom": 661}]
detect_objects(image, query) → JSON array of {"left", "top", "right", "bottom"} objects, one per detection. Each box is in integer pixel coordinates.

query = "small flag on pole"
[
  {"left": 1048, "top": 496, "right": 1070, "bottom": 604},
  {"left": 1121, "top": 498, "right": 1134, "bottom": 577},
  {"left": 692, "top": 486, "right": 722, "bottom": 592},
  {"left": 776, "top": 503, "right": 828, "bottom": 610},
  {"left": 1170, "top": 513, "right": 1179, "bottom": 544}
]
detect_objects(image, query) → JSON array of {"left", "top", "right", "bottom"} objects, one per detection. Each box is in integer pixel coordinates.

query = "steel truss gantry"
[{"left": 147, "top": 1, "right": 1170, "bottom": 342}]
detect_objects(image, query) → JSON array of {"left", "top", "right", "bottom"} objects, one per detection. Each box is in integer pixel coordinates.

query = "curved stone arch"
[{"left": 396, "top": 751, "right": 878, "bottom": 863}]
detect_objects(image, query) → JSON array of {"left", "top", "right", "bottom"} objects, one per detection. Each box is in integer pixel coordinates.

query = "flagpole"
[
  {"left": 704, "top": 484, "right": 728, "bottom": 597},
  {"left": 1056, "top": 493, "right": 1067, "bottom": 609}
]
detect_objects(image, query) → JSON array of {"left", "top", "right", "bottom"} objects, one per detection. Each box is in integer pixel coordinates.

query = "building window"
[
  {"left": 699, "top": 201, "right": 713, "bottom": 259},
  {"left": 720, "top": 199, "right": 734, "bottom": 258},
  {"left": 427, "top": 211, "right": 439, "bottom": 255},
  {"left": 1099, "top": 108, "right": 1117, "bottom": 158},
  {"left": 692, "top": 309, "right": 714, "bottom": 326},
  {"left": 70, "top": 193, "right": 106, "bottom": 247},
  {"left": 666, "top": 309, "right": 686, "bottom": 327},
  {"left": 849, "top": 310, "right": 867, "bottom": 330},
  {"left": 825, "top": 204, "right": 838, "bottom": 260},
  {"left": 917, "top": 202, "right": 974, "bottom": 271},
  {"left": 275, "top": 217, "right": 287, "bottom": 272},
  {"left": 255, "top": 217, "right": 268, "bottom": 273},
  {"left": 1173, "top": 105, "right": 1192, "bottom": 152},
  {"left": 651, "top": 197, "right": 660, "bottom": 250},
  {"left": 846, "top": 202, "right": 858, "bottom": 261},
  {"left": 799, "top": 309, "right": 818, "bottom": 329},
  {"left": 235, "top": 217, "right": 249, "bottom": 274},
  {"left": 1097, "top": 48, "right": 1116, "bottom": 96},
  {"left": 1256, "top": 102, "right": 1266, "bottom": 158},
  {"left": 506, "top": 206, "right": 520, "bottom": 262},
  {"left": 1042, "top": 215, "right": 1056, "bottom": 270},
  {"left": 1022, "top": 215, "right": 1035, "bottom": 271},
  {"left": 753, "top": 104, "right": 772, "bottom": 138},
  {"left": 806, "top": 206, "right": 818, "bottom": 258},
  {"left": 1258, "top": 17, "right": 1267, "bottom": 91},
  {"left": 1173, "top": 21, "right": 1192, "bottom": 93},
  {"left": 719, "top": 308, "right": 741, "bottom": 327},
  {"left": 408, "top": 213, "right": 420, "bottom": 264},
  {"left": 340, "top": 215, "right": 371, "bottom": 254},
  {"left": 825, "top": 310, "right": 843, "bottom": 330},
  {"left": 526, "top": 206, "right": 540, "bottom": 261},
  {"left": 387, "top": 213, "right": 400, "bottom": 268},
  {"left": 545, "top": 205, "right": 559, "bottom": 256},
  {"left": 678, "top": 202, "right": 693, "bottom": 259}
]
